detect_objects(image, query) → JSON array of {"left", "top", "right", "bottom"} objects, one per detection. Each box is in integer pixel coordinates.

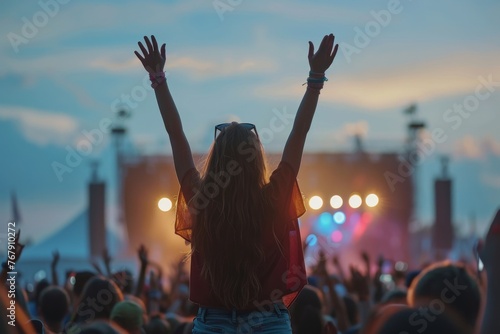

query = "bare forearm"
[
  {"left": 153, "top": 82, "right": 194, "bottom": 180},
  {"left": 154, "top": 83, "right": 185, "bottom": 136},
  {"left": 282, "top": 87, "right": 321, "bottom": 174},
  {"left": 135, "top": 262, "right": 147, "bottom": 297},
  {"left": 324, "top": 276, "right": 349, "bottom": 331},
  {"left": 51, "top": 265, "right": 59, "bottom": 286},
  {"left": 291, "top": 87, "right": 320, "bottom": 136}
]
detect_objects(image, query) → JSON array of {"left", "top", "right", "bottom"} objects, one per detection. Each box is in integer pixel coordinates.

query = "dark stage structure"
[{"left": 121, "top": 151, "right": 414, "bottom": 264}]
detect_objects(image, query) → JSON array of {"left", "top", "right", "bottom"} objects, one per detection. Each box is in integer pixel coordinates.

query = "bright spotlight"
[
  {"left": 366, "top": 194, "right": 379, "bottom": 207},
  {"left": 349, "top": 194, "right": 362, "bottom": 209},
  {"left": 34, "top": 270, "right": 46, "bottom": 282},
  {"left": 319, "top": 212, "right": 332, "bottom": 227},
  {"left": 331, "top": 230, "right": 343, "bottom": 243},
  {"left": 158, "top": 197, "right": 173, "bottom": 212},
  {"left": 309, "top": 196, "right": 323, "bottom": 210},
  {"left": 333, "top": 211, "right": 346, "bottom": 224},
  {"left": 395, "top": 261, "right": 408, "bottom": 271},
  {"left": 330, "top": 195, "right": 343, "bottom": 209}
]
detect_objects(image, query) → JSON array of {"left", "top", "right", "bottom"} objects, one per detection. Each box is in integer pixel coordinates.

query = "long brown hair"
[{"left": 191, "top": 122, "right": 268, "bottom": 309}]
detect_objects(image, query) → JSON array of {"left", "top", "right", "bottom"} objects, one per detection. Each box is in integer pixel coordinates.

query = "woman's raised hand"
[
  {"left": 134, "top": 35, "right": 166, "bottom": 74},
  {"left": 308, "top": 34, "right": 339, "bottom": 73}
]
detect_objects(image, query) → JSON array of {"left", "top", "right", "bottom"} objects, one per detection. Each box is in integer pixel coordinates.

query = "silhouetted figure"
[{"left": 134, "top": 33, "right": 339, "bottom": 333}]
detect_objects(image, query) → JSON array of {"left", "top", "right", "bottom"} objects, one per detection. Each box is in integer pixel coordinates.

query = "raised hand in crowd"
[
  {"left": 317, "top": 250, "right": 349, "bottom": 332},
  {"left": 1, "top": 229, "right": 25, "bottom": 283},
  {"left": 102, "top": 247, "right": 112, "bottom": 277},
  {"left": 135, "top": 244, "right": 149, "bottom": 297},
  {"left": 51, "top": 250, "right": 60, "bottom": 286}
]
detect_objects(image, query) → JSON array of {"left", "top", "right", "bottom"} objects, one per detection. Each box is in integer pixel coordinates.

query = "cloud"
[
  {"left": 50, "top": 74, "right": 108, "bottom": 111},
  {"left": 0, "top": 1, "right": 210, "bottom": 50},
  {"left": 330, "top": 121, "right": 370, "bottom": 144},
  {"left": 170, "top": 55, "right": 277, "bottom": 80},
  {"left": 482, "top": 136, "right": 500, "bottom": 156},
  {"left": 0, "top": 106, "right": 78, "bottom": 146},
  {"left": 454, "top": 135, "right": 483, "bottom": 159},
  {"left": 481, "top": 173, "right": 500, "bottom": 189},
  {"left": 89, "top": 58, "right": 139, "bottom": 73},
  {"left": 2, "top": 43, "right": 277, "bottom": 82},
  {"left": 254, "top": 52, "right": 500, "bottom": 110},
  {"left": 81, "top": 49, "right": 278, "bottom": 79},
  {"left": 1, "top": 47, "right": 134, "bottom": 76},
  {"left": 454, "top": 135, "right": 500, "bottom": 159}
]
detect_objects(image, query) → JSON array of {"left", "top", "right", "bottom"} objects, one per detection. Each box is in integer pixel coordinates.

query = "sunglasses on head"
[{"left": 214, "top": 123, "right": 258, "bottom": 140}]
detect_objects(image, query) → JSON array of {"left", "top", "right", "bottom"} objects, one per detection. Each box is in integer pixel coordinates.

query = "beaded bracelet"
[
  {"left": 307, "top": 77, "right": 328, "bottom": 83},
  {"left": 307, "top": 82, "right": 324, "bottom": 89},
  {"left": 303, "top": 69, "right": 328, "bottom": 85},
  {"left": 149, "top": 71, "right": 166, "bottom": 88}
]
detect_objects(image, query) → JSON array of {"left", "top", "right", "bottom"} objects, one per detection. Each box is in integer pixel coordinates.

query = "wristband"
[
  {"left": 149, "top": 72, "right": 166, "bottom": 88},
  {"left": 302, "top": 75, "right": 328, "bottom": 86},
  {"left": 307, "top": 82, "right": 324, "bottom": 92},
  {"left": 307, "top": 76, "right": 328, "bottom": 83}
]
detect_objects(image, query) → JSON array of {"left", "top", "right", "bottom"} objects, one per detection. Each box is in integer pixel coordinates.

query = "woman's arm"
[
  {"left": 318, "top": 251, "right": 350, "bottom": 332},
  {"left": 282, "top": 34, "right": 338, "bottom": 176},
  {"left": 135, "top": 35, "right": 195, "bottom": 182}
]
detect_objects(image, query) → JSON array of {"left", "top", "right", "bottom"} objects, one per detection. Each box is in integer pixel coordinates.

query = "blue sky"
[{"left": 1, "top": 0, "right": 499, "bottom": 244}]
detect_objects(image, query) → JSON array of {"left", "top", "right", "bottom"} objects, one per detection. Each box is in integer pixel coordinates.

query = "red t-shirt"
[{"left": 175, "top": 161, "right": 306, "bottom": 310}]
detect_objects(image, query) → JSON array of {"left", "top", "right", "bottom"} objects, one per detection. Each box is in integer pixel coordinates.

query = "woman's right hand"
[
  {"left": 308, "top": 34, "right": 338, "bottom": 74},
  {"left": 134, "top": 35, "right": 166, "bottom": 74}
]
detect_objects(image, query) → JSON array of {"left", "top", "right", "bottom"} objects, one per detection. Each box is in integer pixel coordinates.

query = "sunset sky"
[{"left": 1, "top": 0, "right": 499, "bottom": 245}]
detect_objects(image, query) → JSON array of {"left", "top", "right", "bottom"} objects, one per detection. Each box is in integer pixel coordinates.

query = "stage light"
[
  {"left": 331, "top": 230, "right": 343, "bottom": 243},
  {"left": 319, "top": 212, "right": 332, "bottom": 227},
  {"left": 305, "top": 234, "right": 318, "bottom": 247},
  {"left": 330, "top": 195, "right": 343, "bottom": 209},
  {"left": 366, "top": 193, "right": 379, "bottom": 207},
  {"left": 309, "top": 196, "right": 323, "bottom": 210},
  {"left": 349, "top": 194, "right": 362, "bottom": 209},
  {"left": 333, "top": 211, "right": 346, "bottom": 224},
  {"left": 158, "top": 197, "right": 173, "bottom": 212},
  {"left": 395, "top": 261, "right": 408, "bottom": 271},
  {"left": 34, "top": 270, "right": 46, "bottom": 282}
]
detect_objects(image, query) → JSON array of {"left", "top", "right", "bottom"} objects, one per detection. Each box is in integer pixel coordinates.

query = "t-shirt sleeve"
[
  {"left": 269, "top": 162, "right": 307, "bottom": 307},
  {"left": 174, "top": 168, "right": 200, "bottom": 242},
  {"left": 268, "top": 161, "right": 306, "bottom": 222}
]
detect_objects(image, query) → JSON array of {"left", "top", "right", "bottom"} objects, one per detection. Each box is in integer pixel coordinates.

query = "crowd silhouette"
[{"left": 1, "top": 212, "right": 499, "bottom": 333}]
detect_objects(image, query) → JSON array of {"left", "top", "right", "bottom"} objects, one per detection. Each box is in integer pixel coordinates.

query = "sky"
[{"left": 0, "top": 0, "right": 499, "bottom": 246}]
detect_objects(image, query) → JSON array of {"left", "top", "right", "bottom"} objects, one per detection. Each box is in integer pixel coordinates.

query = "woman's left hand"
[
  {"left": 135, "top": 35, "right": 166, "bottom": 74},
  {"left": 308, "top": 34, "right": 339, "bottom": 73}
]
